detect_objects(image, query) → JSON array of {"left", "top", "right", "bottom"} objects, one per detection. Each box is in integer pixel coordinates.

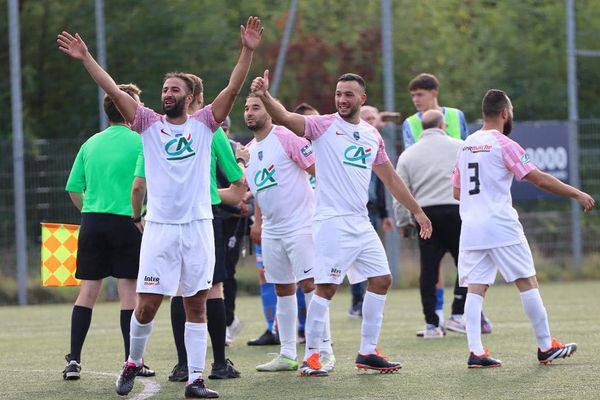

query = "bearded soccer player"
[
  {"left": 57, "top": 16, "right": 262, "bottom": 398},
  {"left": 452, "top": 89, "right": 594, "bottom": 368},
  {"left": 251, "top": 70, "right": 432, "bottom": 376}
]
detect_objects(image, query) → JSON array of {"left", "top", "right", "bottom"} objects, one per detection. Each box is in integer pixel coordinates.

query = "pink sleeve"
[
  {"left": 451, "top": 164, "right": 461, "bottom": 188},
  {"left": 304, "top": 114, "right": 337, "bottom": 140},
  {"left": 274, "top": 127, "right": 315, "bottom": 169},
  {"left": 372, "top": 129, "right": 389, "bottom": 166},
  {"left": 190, "top": 104, "right": 220, "bottom": 132},
  {"left": 131, "top": 105, "right": 161, "bottom": 134},
  {"left": 497, "top": 134, "right": 535, "bottom": 180}
]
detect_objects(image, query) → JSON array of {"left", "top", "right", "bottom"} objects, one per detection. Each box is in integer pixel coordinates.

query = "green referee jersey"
[
  {"left": 66, "top": 124, "right": 142, "bottom": 216},
  {"left": 134, "top": 127, "right": 243, "bottom": 205}
]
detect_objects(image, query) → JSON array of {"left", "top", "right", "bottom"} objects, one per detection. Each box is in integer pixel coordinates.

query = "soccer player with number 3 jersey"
[{"left": 452, "top": 89, "right": 595, "bottom": 368}]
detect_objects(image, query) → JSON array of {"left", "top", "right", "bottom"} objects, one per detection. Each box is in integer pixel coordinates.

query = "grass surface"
[{"left": 1, "top": 281, "right": 599, "bottom": 399}]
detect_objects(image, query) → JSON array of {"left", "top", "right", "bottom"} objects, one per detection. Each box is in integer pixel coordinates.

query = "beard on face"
[
  {"left": 503, "top": 117, "right": 513, "bottom": 136},
  {"left": 163, "top": 95, "right": 187, "bottom": 118},
  {"left": 245, "top": 117, "right": 266, "bottom": 131},
  {"left": 338, "top": 103, "right": 359, "bottom": 119}
]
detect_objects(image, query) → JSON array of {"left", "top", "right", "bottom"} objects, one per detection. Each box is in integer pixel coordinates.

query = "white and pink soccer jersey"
[
  {"left": 246, "top": 125, "right": 315, "bottom": 238},
  {"left": 303, "top": 113, "right": 389, "bottom": 220},
  {"left": 452, "top": 129, "right": 535, "bottom": 250},
  {"left": 131, "top": 104, "right": 218, "bottom": 224}
]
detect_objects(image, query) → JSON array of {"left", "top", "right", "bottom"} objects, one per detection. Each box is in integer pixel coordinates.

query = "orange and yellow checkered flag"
[{"left": 41, "top": 222, "right": 80, "bottom": 287}]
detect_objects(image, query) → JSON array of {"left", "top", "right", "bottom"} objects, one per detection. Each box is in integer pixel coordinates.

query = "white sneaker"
[
  {"left": 256, "top": 354, "right": 298, "bottom": 372},
  {"left": 446, "top": 314, "right": 466, "bottom": 334},
  {"left": 320, "top": 352, "right": 336, "bottom": 372},
  {"left": 226, "top": 317, "right": 242, "bottom": 345},
  {"left": 423, "top": 324, "right": 444, "bottom": 339}
]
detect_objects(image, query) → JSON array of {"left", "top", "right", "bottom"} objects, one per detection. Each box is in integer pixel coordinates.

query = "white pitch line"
[{"left": 2, "top": 369, "right": 161, "bottom": 399}]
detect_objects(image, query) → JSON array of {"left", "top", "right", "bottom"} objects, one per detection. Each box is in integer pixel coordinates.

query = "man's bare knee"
[
  {"left": 135, "top": 294, "right": 163, "bottom": 324},
  {"left": 367, "top": 275, "right": 392, "bottom": 295},
  {"left": 315, "top": 283, "right": 337, "bottom": 300}
]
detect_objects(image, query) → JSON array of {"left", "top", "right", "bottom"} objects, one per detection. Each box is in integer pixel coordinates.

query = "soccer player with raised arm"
[
  {"left": 244, "top": 94, "right": 335, "bottom": 373},
  {"left": 57, "top": 16, "right": 262, "bottom": 398},
  {"left": 452, "top": 89, "right": 595, "bottom": 368},
  {"left": 251, "top": 70, "right": 432, "bottom": 376}
]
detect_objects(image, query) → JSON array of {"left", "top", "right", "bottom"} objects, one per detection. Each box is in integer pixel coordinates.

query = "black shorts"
[
  {"left": 76, "top": 213, "right": 141, "bottom": 280},
  {"left": 212, "top": 207, "right": 228, "bottom": 284}
]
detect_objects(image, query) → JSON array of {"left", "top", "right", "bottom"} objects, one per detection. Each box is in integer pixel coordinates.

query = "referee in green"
[{"left": 63, "top": 84, "right": 154, "bottom": 380}]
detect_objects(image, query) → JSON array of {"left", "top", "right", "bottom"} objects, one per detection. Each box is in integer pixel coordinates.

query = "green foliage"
[{"left": 2, "top": 0, "right": 600, "bottom": 139}]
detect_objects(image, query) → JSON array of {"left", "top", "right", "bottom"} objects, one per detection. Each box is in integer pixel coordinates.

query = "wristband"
[{"left": 132, "top": 216, "right": 142, "bottom": 223}]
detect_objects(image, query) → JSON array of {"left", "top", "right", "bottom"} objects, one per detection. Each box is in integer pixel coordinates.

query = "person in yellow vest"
[
  {"left": 402, "top": 73, "right": 468, "bottom": 149},
  {"left": 402, "top": 73, "right": 492, "bottom": 335}
]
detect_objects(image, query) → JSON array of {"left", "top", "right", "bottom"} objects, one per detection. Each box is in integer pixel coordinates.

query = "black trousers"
[
  {"left": 418, "top": 205, "right": 466, "bottom": 326},
  {"left": 222, "top": 216, "right": 245, "bottom": 326}
]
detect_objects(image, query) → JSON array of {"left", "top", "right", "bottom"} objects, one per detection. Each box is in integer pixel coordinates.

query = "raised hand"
[
  {"left": 240, "top": 16, "right": 263, "bottom": 50},
  {"left": 250, "top": 70, "right": 270, "bottom": 97},
  {"left": 57, "top": 32, "right": 89, "bottom": 61}
]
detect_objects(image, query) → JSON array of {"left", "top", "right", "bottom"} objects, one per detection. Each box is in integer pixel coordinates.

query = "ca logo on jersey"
[
  {"left": 254, "top": 164, "right": 278, "bottom": 192},
  {"left": 343, "top": 145, "right": 371, "bottom": 169},
  {"left": 165, "top": 134, "right": 195, "bottom": 161}
]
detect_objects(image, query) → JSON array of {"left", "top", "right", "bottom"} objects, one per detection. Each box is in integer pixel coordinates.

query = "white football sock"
[
  {"left": 520, "top": 288, "right": 552, "bottom": 350},
  {"left": 276, "top": 294, "right": 298, "bottom": 360},
  {"left": 185, "top": 322, "right": 208, "bottom": 383},
  {"left": 128, "top": 314, "right": 153, "bottom": 365},
  {"left": 465, "top": 293, "right": 484, "bottom": 355},
  {"left": 359, "top": 291, "right": 386, "bottom": 355},
  {"left": 304, "top": 294, "right": 329, "bottom": 361},
  {"left": 436, "top": 309, "right": 445, "bottom": 327}
]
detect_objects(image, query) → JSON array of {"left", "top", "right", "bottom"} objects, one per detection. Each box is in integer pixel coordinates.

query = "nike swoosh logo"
[
  {"left": 160, "top": 128, "right": 171, "bottom": 136},
  {"left": 335, "top": 131, "right": 345, "bottom": 136},
  {"left": 207, "top": 280, "right": 212, "bottom": 284},
  {"left": 303, "top": 268, "right": 313, "bottom": 273}
]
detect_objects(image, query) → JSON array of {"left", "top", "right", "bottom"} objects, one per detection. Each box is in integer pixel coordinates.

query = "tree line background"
[{"left": 1, "top": 0, "right": 600, "bottom": 141}]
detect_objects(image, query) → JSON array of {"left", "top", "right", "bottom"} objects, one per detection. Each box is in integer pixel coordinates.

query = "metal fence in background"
[{"left": 1, "top": 120, "right": 599, "bottom": 284}]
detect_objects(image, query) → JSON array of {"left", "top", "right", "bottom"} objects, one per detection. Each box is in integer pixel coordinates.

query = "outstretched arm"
[
  {"left": 373, "top": 161, "right": 432, "bottom": 239},
  {"left": 251, "top": 70, "right": 306, "bottom": 136},
  {"left": 524, "top": 169, "right": 595, "bottom": 212},
  {"left": 212, "top": 16, "right": 263, "bottom": 123},
  {"left": 57, "top": 32, "right": 137, "bottom": 123}
]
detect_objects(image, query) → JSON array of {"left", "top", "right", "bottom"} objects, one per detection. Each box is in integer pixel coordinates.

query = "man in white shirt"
[
  {"left": 250, "top": 70, "right": 432, "bottom": 376},
  {"left": 244, "top": 94, "right": 335, "bottom": 373},
  {"left": 57, "top": 17, "right": 262, "bottom": 398},
  {"left": 452, "top": 89, "right": 595, "bottom": 368}
]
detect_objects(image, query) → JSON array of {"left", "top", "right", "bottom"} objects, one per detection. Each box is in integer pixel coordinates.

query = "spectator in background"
[
  {"left": 401, "top": 73, "right": 481, "bottom": 332},
  {"left": 394, "top": 109, "right": 465, "bottom": 339}
]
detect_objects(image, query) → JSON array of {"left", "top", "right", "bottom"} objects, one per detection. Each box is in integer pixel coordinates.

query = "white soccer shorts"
[
  {"left": 313, "top": 215, "right": 390, "bottom": 285},
  {"left": 458, "top": 241, "right": 536, "bottom": 287},
  {"left": 262, "top": 234, "right": 314, "bottom": 284},
  {"left": 137, "top": 220, "right": 215, "bottom": 297}
]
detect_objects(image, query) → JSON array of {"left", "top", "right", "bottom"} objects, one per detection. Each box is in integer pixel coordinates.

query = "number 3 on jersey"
[{"left": 468, "top": 162, "right": 480, "bottom": 195}]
